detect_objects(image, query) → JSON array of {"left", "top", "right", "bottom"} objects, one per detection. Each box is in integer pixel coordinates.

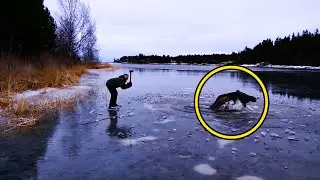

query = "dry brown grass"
[
  {"left": 1, "top": 94, "right": 89, "bottom": 134},
  {"left": 1, "top": 60, "right": 87, "bottom": 95},
  {"left": 0, "top": 54, "right": 117, "bottom": 133},
  {"left": 85, "top": 61, "right": 119, "bottom": 70},
  {"left": 0, "top": 54, "right": 116, "bottom": 96}
]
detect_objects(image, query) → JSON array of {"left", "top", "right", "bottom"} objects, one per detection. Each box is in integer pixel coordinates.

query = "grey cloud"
[{"left": 44, "top": 0, "right": 320, "bottom": 61}]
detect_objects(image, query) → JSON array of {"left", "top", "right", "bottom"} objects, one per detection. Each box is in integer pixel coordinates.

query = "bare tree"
[
  {"left": 55, "top": 0, "right": 99, "bottom": 61},
  {"left": 81, "top": 20, "right": 99, "bottom": 62}
]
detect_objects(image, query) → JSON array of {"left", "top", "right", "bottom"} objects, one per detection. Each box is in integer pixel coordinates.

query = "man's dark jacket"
[{"left": 106, "top": 75, "right": 132, "bottom": 89}]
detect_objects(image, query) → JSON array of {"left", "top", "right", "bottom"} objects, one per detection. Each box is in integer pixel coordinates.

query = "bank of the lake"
[{"left": 0, "top": 61, "right": 118, "bottom": 133}]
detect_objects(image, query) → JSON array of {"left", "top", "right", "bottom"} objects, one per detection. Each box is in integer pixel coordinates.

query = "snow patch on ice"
[
  {"left": 194, "top": 164, "right": 217, "bottom": 175},
  {"left": 179, "top": 155, "right": 192, "bottom": 158},
  {"left": 217, "top": 139, "right": 235, "bottom": 149},
  {"left": 1, "top": 85, "right": 93, "bottom": 125},
  {"left": 154, "top": 119, "right": 175, "bottom": 124},
  {"left": 152, "top": 128, "right": 160, "bottom": 132},
  {"left": 235, "top": 175, "right": 264, "bottom": 180},
  {"left": 242, "top": 64, "right": 320, "bottom": 70},
  {"left": 12, "top": 86, "right": 92, "bottom": 104},
  {"left": 120, "top": 136, "right": 158, "bottom": 146},
  {"left": 144, "top": 103, "right": 157, "bottom": 111},
  {"left": 182, "top": 88, "right": 195, "bottom": 92}
]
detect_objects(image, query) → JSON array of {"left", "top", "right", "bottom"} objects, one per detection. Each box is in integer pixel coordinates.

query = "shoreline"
[
  {"left": 113, "top": 62, "right": 320, "bottom": 70},
  {"left": 241, "top": 64, "right": 320, "bottom": 70},
  {"left": 0, "top": 63, "right": 118, "bottom": 133}
]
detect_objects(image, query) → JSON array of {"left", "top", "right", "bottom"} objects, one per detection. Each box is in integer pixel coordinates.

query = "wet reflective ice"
[{"left": 1, "top": 64, "right": 320, "bottom": 180}]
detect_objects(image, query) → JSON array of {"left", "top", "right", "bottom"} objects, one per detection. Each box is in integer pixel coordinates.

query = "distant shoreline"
[{"left": 112, "top": 62, "right": 320, "bottom": 70}]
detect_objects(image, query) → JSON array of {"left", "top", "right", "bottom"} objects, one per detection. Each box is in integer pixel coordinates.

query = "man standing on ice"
[{"left": 106, "top": 74, "right": 132, "bottom": 110}]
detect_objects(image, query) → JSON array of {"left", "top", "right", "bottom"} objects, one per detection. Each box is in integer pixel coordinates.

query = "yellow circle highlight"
[{"left": 194, "top": 65, "right": 269, "bottom": 140}]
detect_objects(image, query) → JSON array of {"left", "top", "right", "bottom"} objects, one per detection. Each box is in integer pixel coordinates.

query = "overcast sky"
[{"left": 44, "top": 0, "right": 320, "bottom": 62}]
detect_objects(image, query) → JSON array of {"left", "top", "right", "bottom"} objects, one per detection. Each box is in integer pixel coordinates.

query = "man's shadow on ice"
[{"left": 106, "top": 109, "right": 132, "bottom": 139}]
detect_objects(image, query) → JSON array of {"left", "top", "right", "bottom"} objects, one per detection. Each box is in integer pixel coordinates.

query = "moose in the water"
[{"left": 209, "top": 90, "right": 257, "bottom": 111}]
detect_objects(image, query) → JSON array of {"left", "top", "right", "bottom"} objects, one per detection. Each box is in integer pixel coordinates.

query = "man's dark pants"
[{"left": 107, "top": 84, "right": 118, "bottom": 107}]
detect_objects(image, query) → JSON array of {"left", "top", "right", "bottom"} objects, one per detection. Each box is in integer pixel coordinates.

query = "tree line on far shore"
[
  {"left": 0, "top": 0, "right": 99, "bottom": 64},
  {"left": 114, "top": 29, "right": 320, "bottom": 66}
]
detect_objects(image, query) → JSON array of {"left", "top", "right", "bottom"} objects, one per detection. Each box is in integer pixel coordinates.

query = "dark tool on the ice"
[{"left": 129, "top": 70, "right": 133, "bottom": 82}]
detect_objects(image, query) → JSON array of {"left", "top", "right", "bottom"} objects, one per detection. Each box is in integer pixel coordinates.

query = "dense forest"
[
  {"left": 114, "top": 29, "right": 320, "bottom": 66},
  {"left": 0, "top": 0, "right": 99, "bottom": 63}
]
